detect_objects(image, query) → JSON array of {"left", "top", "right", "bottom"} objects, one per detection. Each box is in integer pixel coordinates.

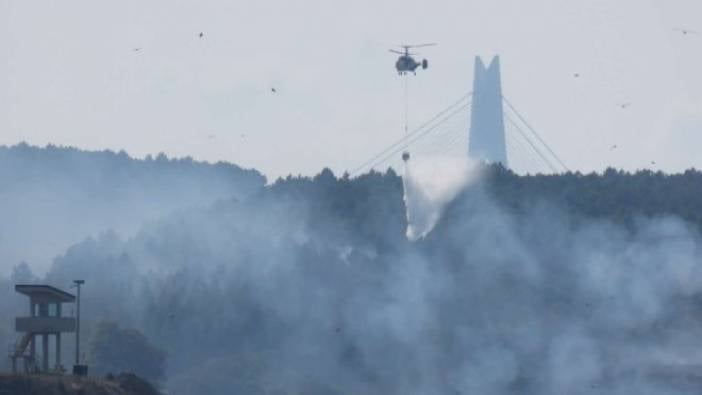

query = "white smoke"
[{"left": 402, "top": 155, "right": 482, "bottom": 241}]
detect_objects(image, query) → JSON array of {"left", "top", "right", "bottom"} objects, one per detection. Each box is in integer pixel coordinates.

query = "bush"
[{"left": 88, "top": 321, "right": 166, "bottom": 383}]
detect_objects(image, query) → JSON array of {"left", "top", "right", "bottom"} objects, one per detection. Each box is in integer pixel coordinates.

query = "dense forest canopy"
[
  {"left": 486, "top": 166, "right": 702, "bottom": 226},
  {"left": 3, "top": 147, "right": 702, "bottom": 394}
]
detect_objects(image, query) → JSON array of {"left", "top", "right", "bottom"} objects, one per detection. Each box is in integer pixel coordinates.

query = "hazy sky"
[{"left": 1, "top": 0, "right": 701, "bottom": 179}]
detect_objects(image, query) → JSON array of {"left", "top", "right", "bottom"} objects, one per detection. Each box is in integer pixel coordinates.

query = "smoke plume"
[{"left": 7, "top": 162, "right": 702, "bottom": 394}]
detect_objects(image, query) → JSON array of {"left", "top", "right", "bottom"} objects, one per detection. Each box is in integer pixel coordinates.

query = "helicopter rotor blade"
[
  {"left": 401, "top": 43, "right": 437, "bottom": 48},
  {"left": 390, "top": 49, "right": 420, "bottom": 56},
  {"left": 673, "top": 27, "right": 700, "bottom": 34}
]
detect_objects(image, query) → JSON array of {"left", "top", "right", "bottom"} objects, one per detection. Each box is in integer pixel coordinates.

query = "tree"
[
  {"left": 11, "top": 261, "right": 35, "bottom": 283},
  {"left": 88, "top": 321, "right": 166, "bottom": 383}
]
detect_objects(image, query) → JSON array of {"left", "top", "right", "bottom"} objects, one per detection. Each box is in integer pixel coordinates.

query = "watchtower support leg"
[
  {"left": 29, "top": 335, "right": 35, "bottom": 369},
  {"left": 55, "top": 333, "right": 61, "bottom": 370},
  {"left": 42, "top": 334, "right": 49, "bottom": 372}
]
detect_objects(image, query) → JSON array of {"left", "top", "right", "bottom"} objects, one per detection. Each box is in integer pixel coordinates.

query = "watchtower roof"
[{"left": 15, "top": 284, "right": 75, "bottom": 303}]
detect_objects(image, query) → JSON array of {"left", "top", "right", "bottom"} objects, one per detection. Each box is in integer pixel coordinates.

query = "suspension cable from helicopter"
[{"left": 404, "top": 75, "right": 409, "bottom": 137}]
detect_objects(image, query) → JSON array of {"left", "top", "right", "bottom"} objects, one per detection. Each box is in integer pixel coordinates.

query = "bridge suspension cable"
[
  {"left": 357, "top": 101, "right": 471, "bottom": 173},
  {"left": 423, "top": 126, "right": 469, "bottom": 156},
  {"left": 504, "top": 113, "right": 559, "bottom": 173},
  {"left": 505, "top": 131, "right": 549, "bottom": 174},
  {"left": 351, "top": 92, "right": 472, "bottom": 175},
  {"left": 502, "top": 97, "right": 570, "bottom": 172},
  {"left": 412, "top": 105, "right": 469, "bottom": 156},
  {"left": 350, "top": 92, "right": 569, "bottom": 176}
]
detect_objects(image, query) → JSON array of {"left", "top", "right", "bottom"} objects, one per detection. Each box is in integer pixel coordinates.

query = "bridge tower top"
[{"left": 468, "top": 56, "right": 508, "bottom": 167}]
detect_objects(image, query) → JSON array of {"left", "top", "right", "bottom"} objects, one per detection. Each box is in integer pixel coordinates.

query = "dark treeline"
[
  {"left": 487, "top": 166, "right": 702, "bottom": 226},
  {"left": 4, "top": 153, "right": 702, "bottom": 394}
]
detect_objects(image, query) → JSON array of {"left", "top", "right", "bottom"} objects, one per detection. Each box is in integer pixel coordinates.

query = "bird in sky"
[
  {"left": 620, "top": 103, "right": 631, "bottom": 109},
  {"left": 573, "top": 73, "right": 580, "bottom": 78},
  {"left": 133, "top": 48, "right": 142, "bottom": 52},
  {"left": 674, "top": 28, "right": 699, "bottom": 35},
  {"left": 271, "top": 87, "right": 277, "bottom": 93},
  {"left": 610, "top": 144, "right": 618, "bottom": 150},
  {"left": 199, "top": 32, "right": 204, "bottom": 38}
]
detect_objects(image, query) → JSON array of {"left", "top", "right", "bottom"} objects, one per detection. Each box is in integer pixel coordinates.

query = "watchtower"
[{"left": 10, "top": 285, "right": 76, "bottom": 373}]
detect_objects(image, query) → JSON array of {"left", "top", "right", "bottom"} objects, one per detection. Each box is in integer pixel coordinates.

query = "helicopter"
[{"left": 389, "top": 43, "right": 436, "bottom": 75}]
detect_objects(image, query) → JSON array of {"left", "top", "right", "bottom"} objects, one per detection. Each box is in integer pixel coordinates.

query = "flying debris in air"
[
  {"left": 674, "top": 28, "right": 699, "bottom": 35},
  {"left": 389, "top": 43, "right": 436, "bottom": 75}
]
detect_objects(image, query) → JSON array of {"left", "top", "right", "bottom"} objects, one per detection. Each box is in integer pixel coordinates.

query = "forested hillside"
[
  {"left": 26, "top": 165, "right": 702, "bottom": 394},
  {"left": 485, "top": 166, "right": 702, "bottom": 226},
  {"left": 0, "top": 143, "right": 265, "bottom": 272},
  {"left": 4, "top": 161, "right": 702, "bottom": 394}
]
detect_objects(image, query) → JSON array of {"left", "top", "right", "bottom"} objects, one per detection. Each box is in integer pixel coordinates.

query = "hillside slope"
[
  {"left": 41, "top": 167, "right": 702, "bottom": 394},
  {"left": 0, "top": 143, "right": 265, "bottom": 273}
]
